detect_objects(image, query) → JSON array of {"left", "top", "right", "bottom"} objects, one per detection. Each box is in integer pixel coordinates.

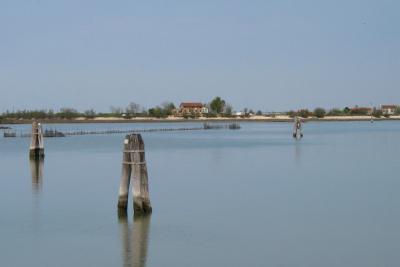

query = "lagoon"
[{"left": 1, "top": 121, "right": 400, "bottom": 267}]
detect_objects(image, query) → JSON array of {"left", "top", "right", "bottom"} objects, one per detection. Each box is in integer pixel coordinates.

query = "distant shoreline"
[{"left": 1, "top": 115, "right": 400, "bottom": 125}]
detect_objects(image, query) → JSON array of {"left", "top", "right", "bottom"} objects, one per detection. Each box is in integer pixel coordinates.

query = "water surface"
[{"left": 1, "top": 121, "right": 399, "bottom": 267}]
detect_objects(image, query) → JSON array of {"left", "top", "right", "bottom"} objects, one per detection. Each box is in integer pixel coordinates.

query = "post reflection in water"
[
  {"left": 294, "top": 142, "right": 302, "bottom": 164},
  {"left": 118, "top": 210, "right": 151, "bottom": 267},
  {"left": 29, "top": 158, "right": 44, "bottom": 194}
]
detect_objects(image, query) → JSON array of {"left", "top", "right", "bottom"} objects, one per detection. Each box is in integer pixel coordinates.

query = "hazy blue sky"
[{"left": 0, "top": 0, "right": 399, "bottom": 112}]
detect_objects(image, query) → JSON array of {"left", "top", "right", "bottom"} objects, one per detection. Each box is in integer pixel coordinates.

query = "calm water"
[{"left": 1, "top": 121, "right": 400, "bottom": 267}]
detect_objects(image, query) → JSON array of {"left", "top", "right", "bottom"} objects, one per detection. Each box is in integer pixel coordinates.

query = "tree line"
[
  {"left": 1, "top": 98, "right": 399, "bottom": 120},
  {"left": 287, "top": 106, "right": 400, "bottom": 118},
  {"left": 0, "top": 97, "right": 233, "bottom": 120}
]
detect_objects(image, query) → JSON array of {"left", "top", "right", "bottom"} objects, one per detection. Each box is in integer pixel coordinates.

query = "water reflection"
[
  {"left": 294, "top": 142, "right": 302, "bottom": 164},
  {"left": 118, "top": 210, "right": 151, "bottom": 267},
  {"left": 29, "top": 158, "right": 44, "bottom": 194}
]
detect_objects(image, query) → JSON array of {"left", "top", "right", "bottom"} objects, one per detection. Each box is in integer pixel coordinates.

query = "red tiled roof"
[
  {"left": 180, "top": 102, "right": 204, "bottom": 108},
  {"left": 350, "top": 107, "right": 371, "bottom": 111},
  {"left": 381, "top": 105, "right": 397, "bottom": 109}
]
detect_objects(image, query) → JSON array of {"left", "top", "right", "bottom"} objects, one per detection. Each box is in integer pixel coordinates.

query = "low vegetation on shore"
[{"left": 1, "top": 97, "right": 400, "bottom": 123}]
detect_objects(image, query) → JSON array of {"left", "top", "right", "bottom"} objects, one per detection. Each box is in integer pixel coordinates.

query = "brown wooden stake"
[
  {"left": 118, "top": 134, "right": 152, "bottom": 215},
  {"left": 29, "top": 121, "right": 45, "bottom": 159}
]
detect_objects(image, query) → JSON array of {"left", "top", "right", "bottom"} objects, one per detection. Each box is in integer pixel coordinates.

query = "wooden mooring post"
[
  {"left": 293, "top": 117, "right": 303, "bottom": 139},
  {"left": 29, "top": 122, "right": 44, "bottom": 159},
  {"left": 118, "top": 134, "right": 152, "bottom": 215}
]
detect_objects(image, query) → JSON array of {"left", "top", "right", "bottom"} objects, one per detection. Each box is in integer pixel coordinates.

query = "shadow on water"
[
  {"left": 30, "top": 158, "right": 44, "bottom": 195},
  {"left": 118, "top": 210, "right": 151, "bottom": 267}
]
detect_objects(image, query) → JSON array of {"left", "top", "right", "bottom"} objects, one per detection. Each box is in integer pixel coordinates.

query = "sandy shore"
[{"left": 2, "top": 115, "right": 400, "bottom": 124}]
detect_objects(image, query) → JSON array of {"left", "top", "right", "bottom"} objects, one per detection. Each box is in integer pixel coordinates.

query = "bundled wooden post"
[
  {"left": 118, "top": 134, "right": 152, "bottom": 215},
  {"left": 29, "top": 121, "right": 45, "bottom": 159},
  {"left": 292, "top": 117, "right": 303, "bottom": 139}
]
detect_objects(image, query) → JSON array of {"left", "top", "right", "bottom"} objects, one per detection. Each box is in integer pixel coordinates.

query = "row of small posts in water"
[
  {"left": 4, "top": 120, "right": 304, "bottom": 139},
  {"left": 12, "top": 122, "right": 241, "bottom": 138}
]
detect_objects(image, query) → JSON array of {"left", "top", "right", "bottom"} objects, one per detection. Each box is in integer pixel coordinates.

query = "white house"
[{"left": 381, "top": 105, "right": 397, "bottom": 115}]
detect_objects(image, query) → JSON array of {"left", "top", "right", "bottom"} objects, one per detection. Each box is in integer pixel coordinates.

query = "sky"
[{"left": 0, "top": 0, "right": 399, "bottom": 112}]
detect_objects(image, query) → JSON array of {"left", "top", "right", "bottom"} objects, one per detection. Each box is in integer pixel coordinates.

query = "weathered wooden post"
[
  {"left": 29, "top": 121, "right": 45, "bottom": 159},
  {"left": 118, "top": 137, "right": 132, "bottom": 210},
  {"left": 118, "top": 134, "right": 152, "bottom": 215},
  {"left": 293, "top": 117, "right": 303, "bottom": 139}
]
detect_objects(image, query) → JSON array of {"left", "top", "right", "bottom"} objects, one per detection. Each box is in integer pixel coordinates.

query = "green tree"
[
  {"left": 224, "top": 104, "right": 233, "bottom": 117},
  {"left": 210, "top": 97, "right": 226, "bottom": 114},
  {"left": 110, "top": 106, "right": 123, "bottom": 115},
  {"left": 327, "top": 108, "right": 342, "bottom": 116},
  {"left": 161, "top": 102, "right": 176, "bottom": 116},
  {"left": 395, "top": 107, "right": 400, "bottom": 115},
  {"left": 313, "top": 107, "right": 326, "bottom": 118},
  {"left": 297, "top": 109, "right": 311, "bottom": 118},
  {"left": 126, "top": 102, "right": 141, "bottom": 116},
  {"left": 148, "top": 106, "right": 165, "bottom": 118},
  {"left": 58, "top": 107, "right": 79, "bottom": 119},
  {"left": 287, "top": 110, "right": 296, "bottom": 118},
  {"left": 372, "top": 109, "right": 383, "bottom": 118},
  {"left": 84, "top": 109, "right": 96, "bottom": 118}
]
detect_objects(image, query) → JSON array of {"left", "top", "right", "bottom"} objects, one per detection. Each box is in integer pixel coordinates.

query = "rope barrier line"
[{"left": 122, "top": 161, "right": 147, "bottom": 165}]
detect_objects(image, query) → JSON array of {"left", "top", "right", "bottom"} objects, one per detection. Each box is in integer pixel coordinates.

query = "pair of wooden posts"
[
  {"left": 118, "top": 134, "right": 152, "bottom": 215},
  {"left": 28, "top": 122, "right": 152, "bottom": 215},
  {"left": 293, "top": 117, "right": 303, "bottom": 139}
]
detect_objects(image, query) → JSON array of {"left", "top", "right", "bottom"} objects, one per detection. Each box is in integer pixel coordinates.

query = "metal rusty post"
[
  {"left": 29, "top": 121, "right": 44, "bottom": 159},
  {"left": 118, "top": 134, "right": 152, "bottom": 215}
]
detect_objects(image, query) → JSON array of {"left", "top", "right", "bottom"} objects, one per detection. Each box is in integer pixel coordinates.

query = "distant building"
[
  {"left": 177, "top": 102, "right": 209, "bottom": 116},
  {"left": 350, "top": 106, "right": 372, "bottom": 115},
  {"left": 381, "top": 105, "right": 397, "bottom": 115}
]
